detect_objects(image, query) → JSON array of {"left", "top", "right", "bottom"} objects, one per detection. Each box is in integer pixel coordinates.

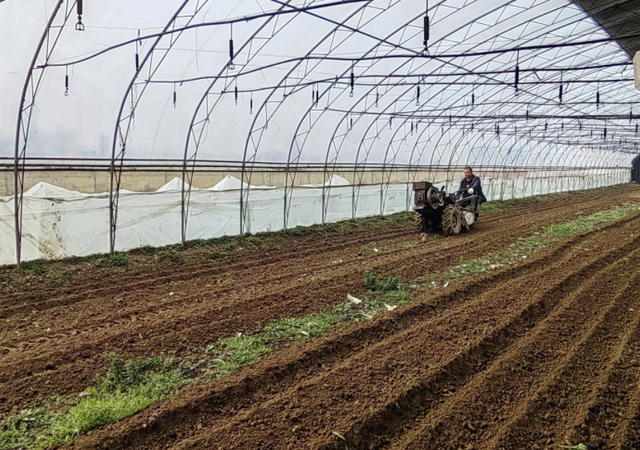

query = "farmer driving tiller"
[{"left": 413, "top": 166, "right": 487, "bottom": 237}]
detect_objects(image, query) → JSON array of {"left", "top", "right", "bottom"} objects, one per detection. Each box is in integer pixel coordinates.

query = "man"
[{"left": 457, "top": 166, "right": 486, "bottom": 212}]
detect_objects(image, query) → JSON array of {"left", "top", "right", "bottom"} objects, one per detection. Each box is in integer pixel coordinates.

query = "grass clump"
[
  {"left": 209, "top": 251, "right": 229, "bottom": 260},
  {"left": 100, "top": 253, "right": 128, "bottom": 267},
  {"left": 264, "top": 312, "right": 341, "bottom": 341},
  {"left": 544, "top": 203, "right": 639, "bottom": 237},
  {"left": 208, "top": 335, "right": 273, "bottom": 378},
  {"left": 0, "top": 408, "right": 56, "bottom": 450},
  {"left": 207, "top": 270, "right": 409, "bottom": 378},
  {"left": 420, "top": 203, "right": 640, "bottom": 289},
  {"left": 364, "top": 270, "right": 400, "bottom": 292},
  {"left": 52, "top": 353, "right": 183, "bottom": 443},
  {"left": 156, "top": 250, "right": 184, "bottom": 265},
  {"left": 18, "top": 260, "right": 46, "bottom": 276},
  {"left": 0, "top": 354, "right": 184, "bottom": 449}
]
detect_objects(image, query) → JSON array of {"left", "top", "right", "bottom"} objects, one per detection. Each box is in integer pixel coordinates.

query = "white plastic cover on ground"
[
  {"left": 208, "top": 175, "right": 275, "bottom": 191},
  {"left": 301, "top": 174, "right": 350, "bottom": 188},
  {"left": 0, "top": 170, "right": 628, "bottom": 266},
  {"left": 157, "top": 177, "right": 196, "bottom": 192},
  {"left": 24, "top": 182, "right": 83, "bottom": 198}
]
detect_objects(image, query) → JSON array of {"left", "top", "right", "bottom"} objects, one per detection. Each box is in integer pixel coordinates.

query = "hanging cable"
[
  {"left": 423, "top": 0, "right": 429, "bottom": 49},
  {"left": 375, "top": 89, "right": 379, "bottom": 108},
  {"left": 249, "top": 94, "right": 253, "bottom": 115},
  {"left": 75, "top": 0, "right": 85, "bottom": 31},
  {"left": 173, "top": 83, "right": 177, "bottom": 109},
  {"left": 350, "top": 64, "right": 355, "bottom": 97},
  {"left": 229, "top": 24, "right": 235, "bottom": 70},
  {"left": 234, "top": 84, "right": 238, "bottom": 106},
  {"left": 515, "top": 51, "right": 519, "bottom": 95},
  {"left": 64, "top": 66, "right": 69, "bottom": 96},
  {"left": 559, "top": 71, "right": 563, "bottom": 104}
]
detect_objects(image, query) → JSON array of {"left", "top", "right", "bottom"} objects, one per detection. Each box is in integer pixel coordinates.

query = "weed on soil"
[
  {"left": 0, "top": 355, "right": 185, "bottom": 450},
  {"left": 421, "top": 202, "right": 640, "bottom": 288},
  {"left": 1, "top": 190, "right": 637, "bottom": 449}
]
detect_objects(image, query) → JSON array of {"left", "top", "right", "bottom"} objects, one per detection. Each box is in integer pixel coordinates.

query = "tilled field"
[{"left": 2, "top": 184, "right": 640, "bottom": 449}]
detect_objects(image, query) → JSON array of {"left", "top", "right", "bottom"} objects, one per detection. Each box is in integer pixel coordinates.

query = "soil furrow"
[
  {"left": 64, "top": 206, "right": 640, "bottom": 450},
  {"left": 386, "top": 243, "right": 640, "bottom": 450},
  {"left": 1, "top": 191, "right": 635, "bottom": 413}
]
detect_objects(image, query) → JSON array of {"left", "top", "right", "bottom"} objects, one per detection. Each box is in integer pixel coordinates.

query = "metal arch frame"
[
  {"left": 401, "top": 42, "right": 633, "bottom": 202},
  {"left": 281, "top": 0, "right": 475, "bottom": 228},
  {"left": 181, "top": 0, "right": 304, "bottom": 244},
  {"left": 281, "top": 0, "right": 633, "bottom": 227},
  {"left": 251, "top": 0, "right": 413, "bottom": 230},
  {"left": 322, "top": 0, "right": 620, "bottom": 218},
  {"left": 238, "top": 0, "right": 388, "bottom": 235},
  {"left": 310, "top": 0, "right": 513, "bottom": 224},
  {"left": 13, "top": 0, "right": 72, "bottom": 266},
  {"left": 7, "top": 0, "right": 638, "bottom": 266},
  {"left": 320, "top": 0, "right": 550, "bottom": 221},
  {"left": 109, "top": 0, "right": 207, "bottom": 253}
]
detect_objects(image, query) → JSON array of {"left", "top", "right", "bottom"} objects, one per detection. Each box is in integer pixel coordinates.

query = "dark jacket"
[{"left": 459, "top": 175, "right": 486, "bottom": 203}]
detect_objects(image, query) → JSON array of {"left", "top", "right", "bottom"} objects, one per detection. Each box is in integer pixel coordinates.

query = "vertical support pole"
[{"left": 14, "top": 0, "right": 64, "bottom": 266}]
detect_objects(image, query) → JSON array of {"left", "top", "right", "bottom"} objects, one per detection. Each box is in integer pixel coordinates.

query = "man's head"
[{"left": 464, "top": 166, "right": 473, "bottom": 181}]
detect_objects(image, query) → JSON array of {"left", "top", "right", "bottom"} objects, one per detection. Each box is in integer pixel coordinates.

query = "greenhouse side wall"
[{"left": 0, "top": 168, "right": 630, "bottom": 266}]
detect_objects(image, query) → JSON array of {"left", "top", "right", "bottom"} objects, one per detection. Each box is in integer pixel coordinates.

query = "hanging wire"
[
  {"left": 173, "top": 83, "right": 177, "bottom": 109},
  {"left": 64, "top": 66, "right": 69, "bottom": 96},
  {"left": 350, "top": 63, "right": 355, "bottom": 97},
  {"left": 515, "top": 51, "right": 519, "bottom": 95},
  {"left": 229, "top": 23, "right": 235, "bottom": 70},
  {"left": 423, "top": 0, "right": 429, "bottom": 49},
  {"left": 75, "top": 0, "right": 85, "bottom": 31}
]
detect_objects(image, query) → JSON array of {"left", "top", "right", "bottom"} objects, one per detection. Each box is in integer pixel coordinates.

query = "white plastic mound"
[
  {"left": 208, "top": 175, "right": 275, "bottom": 191},
  {"left": 156, "top": 177, "right": 194, "bottom": 192},
  {"left": 24, "top": 182, "right": 83, "bottom": 198},
  {"left": 301, "top": 174, "right": 350, "bottom": 188}
]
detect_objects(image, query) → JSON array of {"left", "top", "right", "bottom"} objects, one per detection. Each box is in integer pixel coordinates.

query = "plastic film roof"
[{"left": 1, "top": 0, "right": 639, "bottom": 173}]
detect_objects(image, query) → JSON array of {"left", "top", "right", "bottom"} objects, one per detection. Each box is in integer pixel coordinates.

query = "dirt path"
[{"left": 2, "top": 184, "right": 640, "bottom": 450}]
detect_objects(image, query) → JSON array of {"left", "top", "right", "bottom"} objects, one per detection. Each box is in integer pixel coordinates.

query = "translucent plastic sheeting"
[
  {"left": 0, "top": 169, "right": 628, "bottom": 266},
  {"left": 2, "top": 0, "right": 639, "bottom": 166}
]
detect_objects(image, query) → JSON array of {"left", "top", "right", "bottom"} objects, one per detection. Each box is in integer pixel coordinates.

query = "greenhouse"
[
  {"left": 1, "top": 0, "right": 637, "bottom": 265},
  {"left": 2, "top": 1, "right": 640, "bottom": 449}
]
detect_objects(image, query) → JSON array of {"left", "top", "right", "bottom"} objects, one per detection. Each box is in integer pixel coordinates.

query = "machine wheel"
[
  {"left": 414, "top": 212, "right": 428, "bottom": 233},
  {"left": 442, "top": 205, "right": 462, "bottom": 236}
]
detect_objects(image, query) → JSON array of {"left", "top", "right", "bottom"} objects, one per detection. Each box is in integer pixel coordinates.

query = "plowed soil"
[{"left": 2, "top": 184, "right": 640, "bottom": 450}]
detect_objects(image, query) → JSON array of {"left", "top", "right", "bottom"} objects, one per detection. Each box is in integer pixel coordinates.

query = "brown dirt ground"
[{"left": 2, "top": 184, "right": 640, "bottom": 450}]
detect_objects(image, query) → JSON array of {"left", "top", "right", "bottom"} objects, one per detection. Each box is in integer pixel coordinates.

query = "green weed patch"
[{"left": 0, "top": 354, "right": 185, "bottom": 450}]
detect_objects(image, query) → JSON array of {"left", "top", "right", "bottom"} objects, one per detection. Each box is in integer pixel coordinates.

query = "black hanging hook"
[
  {"left": 75, "top": 0, "right": 85, "bottom": 31},
  {"left": 173, "top": 84, "right": 177, "bottom": 109},
  {"left": 515, "top": 51, "right": 519, "bottom": 95},
  {"left": 350, "top": 65, "right": 355, "bottom": 97},
  {"left": 229, "top": 24, "right": 235, "bottom": 70},
  {"left": 64, "top": 66, "right": 69, "bottom": 96},
  {"left": 423, "top": 0, "right": 429, "bottom": 49}
]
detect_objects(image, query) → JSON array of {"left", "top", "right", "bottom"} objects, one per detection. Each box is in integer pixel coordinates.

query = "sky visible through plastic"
[{"left": 0, "top": 0, "right": 637, "bottom": 172}]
